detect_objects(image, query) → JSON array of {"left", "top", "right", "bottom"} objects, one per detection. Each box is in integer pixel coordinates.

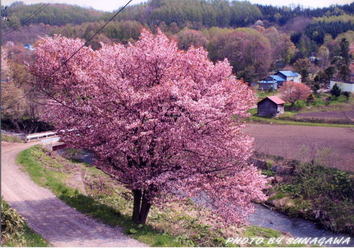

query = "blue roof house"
[
  {"left": 275, "top": 71, "right": 301, "bottom": 85},
  {"left": 24, "top": 44, "right": 34, "bottom": 51},
  {"left": 258, "top": 71, "right": 301, "bottom": 90}
]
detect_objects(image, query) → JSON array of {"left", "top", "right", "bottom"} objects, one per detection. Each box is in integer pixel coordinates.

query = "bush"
[
  {"left": 342, "top": 91, "right": 351, "bottom": 101},
  {"left": 1, "top": 199, "right": 26, "bottom": 244},
  {"left": 294, "top": 162, "right": 353, "bottom": 201},
  {"left": 293, "top": 100, "right": 306, "bottom": 111},
  {"left": 312, "top": 98, "right": 325, "bottom": 106},
  {"left": 330, "top": 84, "right": 341, "bottom": 97},
  {"left": 1, "top": 134, "right": 23, "bottom": 143}
]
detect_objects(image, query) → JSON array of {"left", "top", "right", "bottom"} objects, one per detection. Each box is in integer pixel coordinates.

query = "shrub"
[
  {"left": 294, "top": 162, "right": 353, "bottom": 200},
  {"left": 1, "top": 199, "right": 26, "bottom": 244},
  {"left": 1, "top": 134, "right": 23, "bottom": 143},
  {"left": 312, "top": 98, "right": 325, "bottom": 106},
  {"left": 342, "top": 91, "right": 351, "bottom": 101},
  {"left": 293, "top": 100, "right": 306, "bottom": 111},
  {"left": 330, "top": 84, "right": 341, "bottom": 97}
]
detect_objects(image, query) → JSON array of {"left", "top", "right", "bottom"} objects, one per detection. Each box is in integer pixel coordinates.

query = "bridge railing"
[{"left": 25, "top": 131, "right": 57, "bottom": 142}]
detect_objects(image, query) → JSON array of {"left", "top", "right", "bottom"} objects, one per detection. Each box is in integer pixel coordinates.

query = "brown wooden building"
[{"left": 257, "top": 96, "right": 285, "bottom": 117}]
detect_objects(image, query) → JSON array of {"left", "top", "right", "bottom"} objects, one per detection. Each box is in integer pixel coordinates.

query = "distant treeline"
[
  {"left": 305, "top": 15, "right": 354, "bottom": 44},
  {"left": 257, "top": 3, "right": 354, "bottom": 25},
  {"left": 1, "top": 1, "right": 106, "bottom": 29},
  {"left": 2, "top": 0, "right": 353, "bottom": 29}
]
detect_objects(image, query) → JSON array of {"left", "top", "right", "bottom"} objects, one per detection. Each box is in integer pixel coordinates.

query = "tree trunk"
[
  {"left": 138, "top": 194, "right": 151, "bottom": 224},
  {"left": 131, "top": 189, "right": 151, "bottom": 225},
  {"left": 132, "top": 189, "right": 142, "bottom": 224},
  {"left": 10, "top": 118, "right": 21, "bottom": 133}
]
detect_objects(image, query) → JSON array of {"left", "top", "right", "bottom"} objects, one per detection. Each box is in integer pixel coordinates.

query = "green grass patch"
[
  {"left": 1, "top": 134, "right": 23, "bottom": 143},
  {"left": 258, "top": 153, "right": 354, "bottom": 235},
  {"left": 244, "top": 225, "right": 281, "bottom": 238},
  {"left": 1, "top": 199, "right": 48, "bottom": 247},
  {"left": 242, "top": 226, "right": 303, "bottom": 247},
  {"left": 2, "top": 225, "right": 49, "bottom": 247},
  {"left": 255, "top": 90, "right": 278, "bottom": 101},
  {"left": 248, "top": 115, "right": 354, "bottom": 128}
]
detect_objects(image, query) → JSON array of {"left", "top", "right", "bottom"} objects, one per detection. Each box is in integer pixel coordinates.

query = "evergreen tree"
[{"left": 330, "top": 83, "right": 342, "bottom": 97}]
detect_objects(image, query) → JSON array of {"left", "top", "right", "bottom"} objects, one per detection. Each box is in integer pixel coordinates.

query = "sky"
[{"left": 2, "top": 0, "right": 353, "bottom": 12}]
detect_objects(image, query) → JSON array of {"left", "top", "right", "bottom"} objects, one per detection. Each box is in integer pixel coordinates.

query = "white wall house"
[
  {"left": 330, "top": 80, "right": 354, "bottom": 93},
  {"left": 275, "top": 71, "right": 302, "bottom": 83},
  {"left": 258, "top": 71, "right": 302, "bottom": 91}
]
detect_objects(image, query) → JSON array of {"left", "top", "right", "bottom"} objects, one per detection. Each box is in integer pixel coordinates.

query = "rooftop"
[
  {"left": 258, "top": 96, "right": 285, "bottom": 105},
  {"left": 278, "top": 71, "right": 300, "bottom": 77},
  {"left": 270, "top": 75, "right": 285, "bottom": 82}
]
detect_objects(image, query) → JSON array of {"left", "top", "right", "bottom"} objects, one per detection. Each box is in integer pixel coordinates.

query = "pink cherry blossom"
[{"left": 31, "top": 29, "right": 268, "bottom": 225}]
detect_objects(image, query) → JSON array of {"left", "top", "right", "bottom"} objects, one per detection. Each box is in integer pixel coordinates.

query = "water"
[{"left": 249, "top": 204, "right": 353, "bottom": 246}]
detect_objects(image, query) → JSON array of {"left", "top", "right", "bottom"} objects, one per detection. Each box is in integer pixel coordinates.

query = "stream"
[
  {"left": 249, "top": 204, "right": 353, "bottom": 246},
  {"left": 58, "top": 149, "right": 353, "bottom": 247}
]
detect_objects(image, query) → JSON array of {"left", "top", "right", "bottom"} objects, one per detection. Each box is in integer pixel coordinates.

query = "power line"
[
  {"left": 3, "top": 3, "right": 50, "bottom": 36},
  {"left": 2, "top": 0, "right": 134, "bottom": 107},
  {"left": 20, "top": 3, "right": 50, "bottom": 26},
  {"left": 50, "top": 0, "right": 134, "bottom": 76}
]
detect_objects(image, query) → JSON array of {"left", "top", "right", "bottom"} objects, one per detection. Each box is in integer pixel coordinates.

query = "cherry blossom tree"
[
  {"left": 279, "top": 81, "right": 312, "bottom": 105},
  {"left": 31, "top": 30, "right": 268, "bottom": 225}
]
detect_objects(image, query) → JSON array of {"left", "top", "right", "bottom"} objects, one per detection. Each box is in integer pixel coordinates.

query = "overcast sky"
[{"left": 2, "top": 0, "right": 353, "bottom": 12}]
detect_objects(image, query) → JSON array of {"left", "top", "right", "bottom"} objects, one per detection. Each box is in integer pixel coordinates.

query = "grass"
[
  {"left": 1, "top": 134, "right": 23, "bottom": 143},
  {"left": 18, "top": 145, "right": 291, "bottom": 247},
  {"left": 2, "top": 225, "right": 49, "bottom": 247},
  {"left": 255, "top": 152, "right": 354, "bottom": 235},
  {"left": 240, "top": 226, "right": 304, "bottom": 247},
  {"left": 1, "top": 200, "right": 48, "bottom": 247},
  {"left": 255, "top": 90, "right": 277, "bottom": 101},
  {"left": 248, "top": 115, "right": 354, "bottom": 128}
]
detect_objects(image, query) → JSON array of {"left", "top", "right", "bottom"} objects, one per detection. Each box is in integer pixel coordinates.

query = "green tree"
[
  {"left": 294, "top": 58, "right": 312, "bottom": 82},
  {"left": 209, "top": 28, "right": 272, "bottom": 82},
  {"left": 339, "top": 38, "right": 350, "bottom": 65}
]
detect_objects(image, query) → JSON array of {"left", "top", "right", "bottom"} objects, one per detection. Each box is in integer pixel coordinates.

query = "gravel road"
[{"left": 1, "top": 142, "right": 146, "bottom": 247}]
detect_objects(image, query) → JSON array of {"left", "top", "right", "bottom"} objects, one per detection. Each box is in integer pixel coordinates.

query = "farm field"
[
  {"left": 294, "top": 108, "right": 354, "bottom": 124},
  {"left": 245, "top": 124, "right": 354, "bottom": 172}
]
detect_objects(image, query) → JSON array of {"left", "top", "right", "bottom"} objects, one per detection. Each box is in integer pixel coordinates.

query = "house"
[
  {"left": 258, "top": 75, "right": 285, "bottom": 90},
  {"left": 329, "top": 65, "right": 354, "bottom": 93},
  {"left": 275, "top": 71, "right": 302, "bottom": 83},
  {"left": 257, "top": 96, "right": 285, "bottom": 117},
  {"left": 330, "top": 77, "right": 354, "bottom": 93},
  {"left": 258, "top": 71, "right": 301, "bottom": 90},
  {"left": 24, "top": 44, "right": 34, "bottom": 51}
]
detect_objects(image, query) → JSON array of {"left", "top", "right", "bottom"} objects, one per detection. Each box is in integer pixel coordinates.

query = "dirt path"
[
  {"left": 1, "top": 142, "right": 146, "bottom": 247},
  {"left": 245, "top": 124, "right": 354, "bottom": 172}
]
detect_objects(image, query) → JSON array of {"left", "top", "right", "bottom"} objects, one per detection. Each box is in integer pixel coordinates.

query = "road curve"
[{"left": 1, "top": 142, "right": 146, "bottom": 247}]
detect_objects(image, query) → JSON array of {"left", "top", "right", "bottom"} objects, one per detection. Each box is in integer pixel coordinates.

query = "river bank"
[{"left": 59, "top": 147, "right": 354, "bottom": 246}]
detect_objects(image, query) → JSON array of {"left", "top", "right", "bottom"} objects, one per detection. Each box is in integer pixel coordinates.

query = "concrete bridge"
[{"left": 25, "top": 131, "right": 65, "bottom": 151}]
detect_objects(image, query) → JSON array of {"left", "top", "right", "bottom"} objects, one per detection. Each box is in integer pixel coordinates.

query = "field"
[
  {"left": 245, "top": 124, "right": 354, "bottom": 172},
  {"left": 294, "top": 108, "right": 354, "bottom": 124}
]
